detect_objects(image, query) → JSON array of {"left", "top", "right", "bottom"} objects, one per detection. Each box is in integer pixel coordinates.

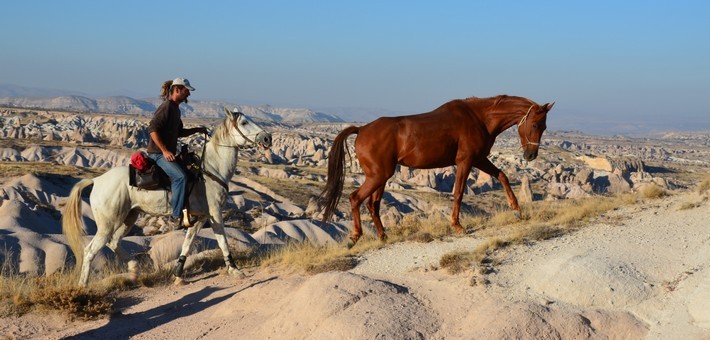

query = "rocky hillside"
[
  {"left": 1, "top": 109, "right": 707, "bottom": 228},
  {"left": 0, "top": 96, "right": 344, "bottom": 123}
]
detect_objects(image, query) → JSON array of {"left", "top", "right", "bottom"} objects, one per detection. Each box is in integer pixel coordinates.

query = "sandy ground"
[{"left": 2, "top": 190, "right": 709, "bottom": 339}]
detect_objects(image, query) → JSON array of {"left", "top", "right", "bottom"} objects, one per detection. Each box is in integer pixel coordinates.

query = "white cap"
[{"left": 172, "top": 77, "right": 195, "bottom": 91}]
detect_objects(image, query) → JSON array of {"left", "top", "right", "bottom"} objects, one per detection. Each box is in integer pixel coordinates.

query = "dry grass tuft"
[
  {"left": 439, "top": 251, "right": 475, "bottom": 274},
  {"left": 29, "top": 285, "right": 115, "bottom": 320},
  {"left": 305, "top": 257, "right": 358, "bottom": 274},
  {"left": 138, "top": 267, "right": 175, "bottom": 288},
  {"left": 261, "top": 241, "right": 357, "bottom": 274},
  {"left": 638, "top": 183, "right": 668, "bottom": 199},
  {"left": 488, "top": 210, "right": 520, "bottom": 228},
  {"left": 390, "top": 212, "right": 455, "bottom": 242},
  {"left": 698, "top": 174, "right": 710, "bottom": 195},
  {"left": 677, "top": 177, "right": 709, "bottom": 210},
  {"left": 1, "top": 272, "right": 115, "bottom": 320}
]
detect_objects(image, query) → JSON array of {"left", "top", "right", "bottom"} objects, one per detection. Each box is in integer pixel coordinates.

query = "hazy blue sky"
[{"left": 2, "top": 1, "right": 708, "bottom": 133}]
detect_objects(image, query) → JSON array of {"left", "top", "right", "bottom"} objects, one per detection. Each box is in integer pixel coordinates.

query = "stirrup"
[{"left": 181, "top": 209, "right": 198, "bottom": 228}]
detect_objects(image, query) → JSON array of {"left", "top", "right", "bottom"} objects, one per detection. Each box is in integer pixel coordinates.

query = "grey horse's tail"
[{"left": 62, "top": 178, "right": 93, "bottom": 271}]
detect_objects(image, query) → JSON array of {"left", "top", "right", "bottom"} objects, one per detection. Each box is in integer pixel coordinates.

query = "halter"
[
  {"left": 230, "top": 112, "right": 258, "bottom": 146},
  {"left": 518, "top": 104, "right": 540, "bottom": 148},
  {"left": 211, "top": 112, "right": 260, "bottom": 149}
]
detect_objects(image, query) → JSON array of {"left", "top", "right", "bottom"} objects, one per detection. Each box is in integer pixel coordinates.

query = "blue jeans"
[{"left": 148, "top": 153, "right": 186, "bottom": 218}]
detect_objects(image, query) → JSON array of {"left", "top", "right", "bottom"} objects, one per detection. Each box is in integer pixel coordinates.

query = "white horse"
[{"left": 62, "top": 108, "right": 272, "bottom": 287}]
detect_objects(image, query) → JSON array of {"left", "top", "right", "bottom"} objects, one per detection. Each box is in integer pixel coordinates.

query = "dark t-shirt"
[{"left": 147, "top": 100, "right": 183, "bottom": 154}]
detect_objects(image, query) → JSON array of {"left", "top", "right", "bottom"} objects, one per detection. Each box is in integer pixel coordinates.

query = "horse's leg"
[
  {"left": 106, "top": 209, "right": 140, "bottom": 281},
  {"left": 79, "top": 220, "right": 114, "bottom": 287},
  {"left": 172, "top": 219, "right": 203, "bottom": 280},
  {"left": 366, "top": 185, "right": 387, "bottom": 242},
  {"left": 348, "top": 177, "right": 386, "bottom": 247},
  {"left": 209, "top": 215, "right": 245, "bottom": 278},
  {"left": 451, "top": 161, "right": 474, "bottom": 233},
  {"left": 476, "top": 158, "right": 520, "bottom": 213}
]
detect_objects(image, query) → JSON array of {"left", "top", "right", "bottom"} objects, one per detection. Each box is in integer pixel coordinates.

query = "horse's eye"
[
  {"left": 241, "top": 120, "right": 248, "bottom": 126},
  {"left": 532, "top": 123, "right": 538, "bottom": 129}
]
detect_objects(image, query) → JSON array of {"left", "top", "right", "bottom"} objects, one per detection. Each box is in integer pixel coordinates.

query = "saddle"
[{"left": 129, "top": 146, "right": 202, "bottom": 191}]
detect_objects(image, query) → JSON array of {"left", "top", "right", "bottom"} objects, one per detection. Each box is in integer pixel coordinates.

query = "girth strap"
[{"left": 202, "top": 169, "right": 229, "bottom": 191}]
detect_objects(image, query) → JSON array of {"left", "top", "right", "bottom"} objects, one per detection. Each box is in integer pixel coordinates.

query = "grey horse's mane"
[{"left": 210, "top": 115, "right": 233, "bottom": 146}]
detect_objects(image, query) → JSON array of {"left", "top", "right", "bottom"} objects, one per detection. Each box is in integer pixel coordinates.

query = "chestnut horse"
[{"left": 319, "top": 95, "right": 554, "bottom": 246}]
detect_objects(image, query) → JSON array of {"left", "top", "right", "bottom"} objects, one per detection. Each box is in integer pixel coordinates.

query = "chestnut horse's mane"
[{"left": 463, "top": 94, "right": 535, "bottom": 108}]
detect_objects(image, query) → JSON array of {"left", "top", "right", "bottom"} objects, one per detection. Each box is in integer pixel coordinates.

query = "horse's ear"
[
  {"left": 225, "top": 107, "right": 238, "bottom": 121},
  {"left": 542, "top": 102, "right": 555, "bottom": 112}
]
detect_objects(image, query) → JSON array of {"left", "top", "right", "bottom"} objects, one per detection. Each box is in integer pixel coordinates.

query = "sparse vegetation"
[
  {"left": 638, "top": 183, "right": 668, "bottom": 199},
  {"left": 677, "top": 174, "right": 710, "bottom": 210},
  {"left": 0, "top": 270, "right": 115, "bottom": 320},
  {"left": 0, "top": 161, "right": 106, "bottom": 178},
  {"left": 438, "top": 192, "right": 649, "bottom": 276},
  {"left": 698, "top": 174, "right": 710, "bottom": 195},
  {"left": 0, "top": 244, "right": 258, "bottom": 319},
  {"left": 260, "top": 241, "right": 356, "bottom": 273}
]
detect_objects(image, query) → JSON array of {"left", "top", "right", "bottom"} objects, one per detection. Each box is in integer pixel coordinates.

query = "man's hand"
[{"left": 163, "top": 150, "right": 176, "bottom": 162}]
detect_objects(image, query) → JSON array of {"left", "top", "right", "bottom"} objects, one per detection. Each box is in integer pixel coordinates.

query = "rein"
[{"left": 194, "top": 132, "right": 229, "bottom": 191}]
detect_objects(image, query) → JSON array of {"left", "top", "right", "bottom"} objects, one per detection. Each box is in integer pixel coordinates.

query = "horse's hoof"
[
  {"left": 173, "top": 277, "right": 186, "bottom": 286},
  {"left": 228, "top": 267, "right": 247, "bottom": 279},
  {"left": 346, "top": 237, "right": 358, "bottom": 249},
  {"left": 513, "top": 210, "right": 522, "bottom": 219},
  {"left": 453, "top": 225, "right": 465, "bottom": 234},
  {"left": 379, "top": 234, "right": 388, "bottom": 243}
]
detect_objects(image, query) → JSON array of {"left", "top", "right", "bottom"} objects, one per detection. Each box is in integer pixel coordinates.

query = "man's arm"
[{"left": 179, "top": 126, "right": 208, "bottom": 137}]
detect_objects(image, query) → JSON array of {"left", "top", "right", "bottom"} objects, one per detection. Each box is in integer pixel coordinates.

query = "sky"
[{"left": 2, "top": 1, "right": 709, "bottom": 134}]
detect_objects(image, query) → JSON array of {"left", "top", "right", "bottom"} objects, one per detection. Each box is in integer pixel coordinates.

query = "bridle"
[
  {"left": 229, "top": 112, "right": 259, "bottom": 146},
  {"left": 213, "top": 112, "right": 260, "bottom": 148},
  {"left": 518, "top": 104, "right": 540, "bottom": 148}
]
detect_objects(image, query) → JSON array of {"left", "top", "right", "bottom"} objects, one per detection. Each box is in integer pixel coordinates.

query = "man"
[{"left": 147, "top": 77, "right": 207, "bottom": 228}]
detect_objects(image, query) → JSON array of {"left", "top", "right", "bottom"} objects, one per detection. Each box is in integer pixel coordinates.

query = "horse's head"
[
  {"left": 517, "top": 101, "right": 554, "bottom": 161},
  {"left": 224, "top": 107, "right": 272, "bottom": 149}
]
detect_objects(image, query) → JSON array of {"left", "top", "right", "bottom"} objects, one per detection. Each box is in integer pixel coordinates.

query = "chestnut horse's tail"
[
  {"left": 319, "top": 125, "right": 359, "bottom": 222},
  {"left": 62, "top": 178, "right": 93, "bottom": 271}
]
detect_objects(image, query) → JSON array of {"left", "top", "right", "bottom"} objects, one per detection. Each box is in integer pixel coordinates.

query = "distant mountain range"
[{"left": 0, "top": 84, "right": 349, "bottom": 123}]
